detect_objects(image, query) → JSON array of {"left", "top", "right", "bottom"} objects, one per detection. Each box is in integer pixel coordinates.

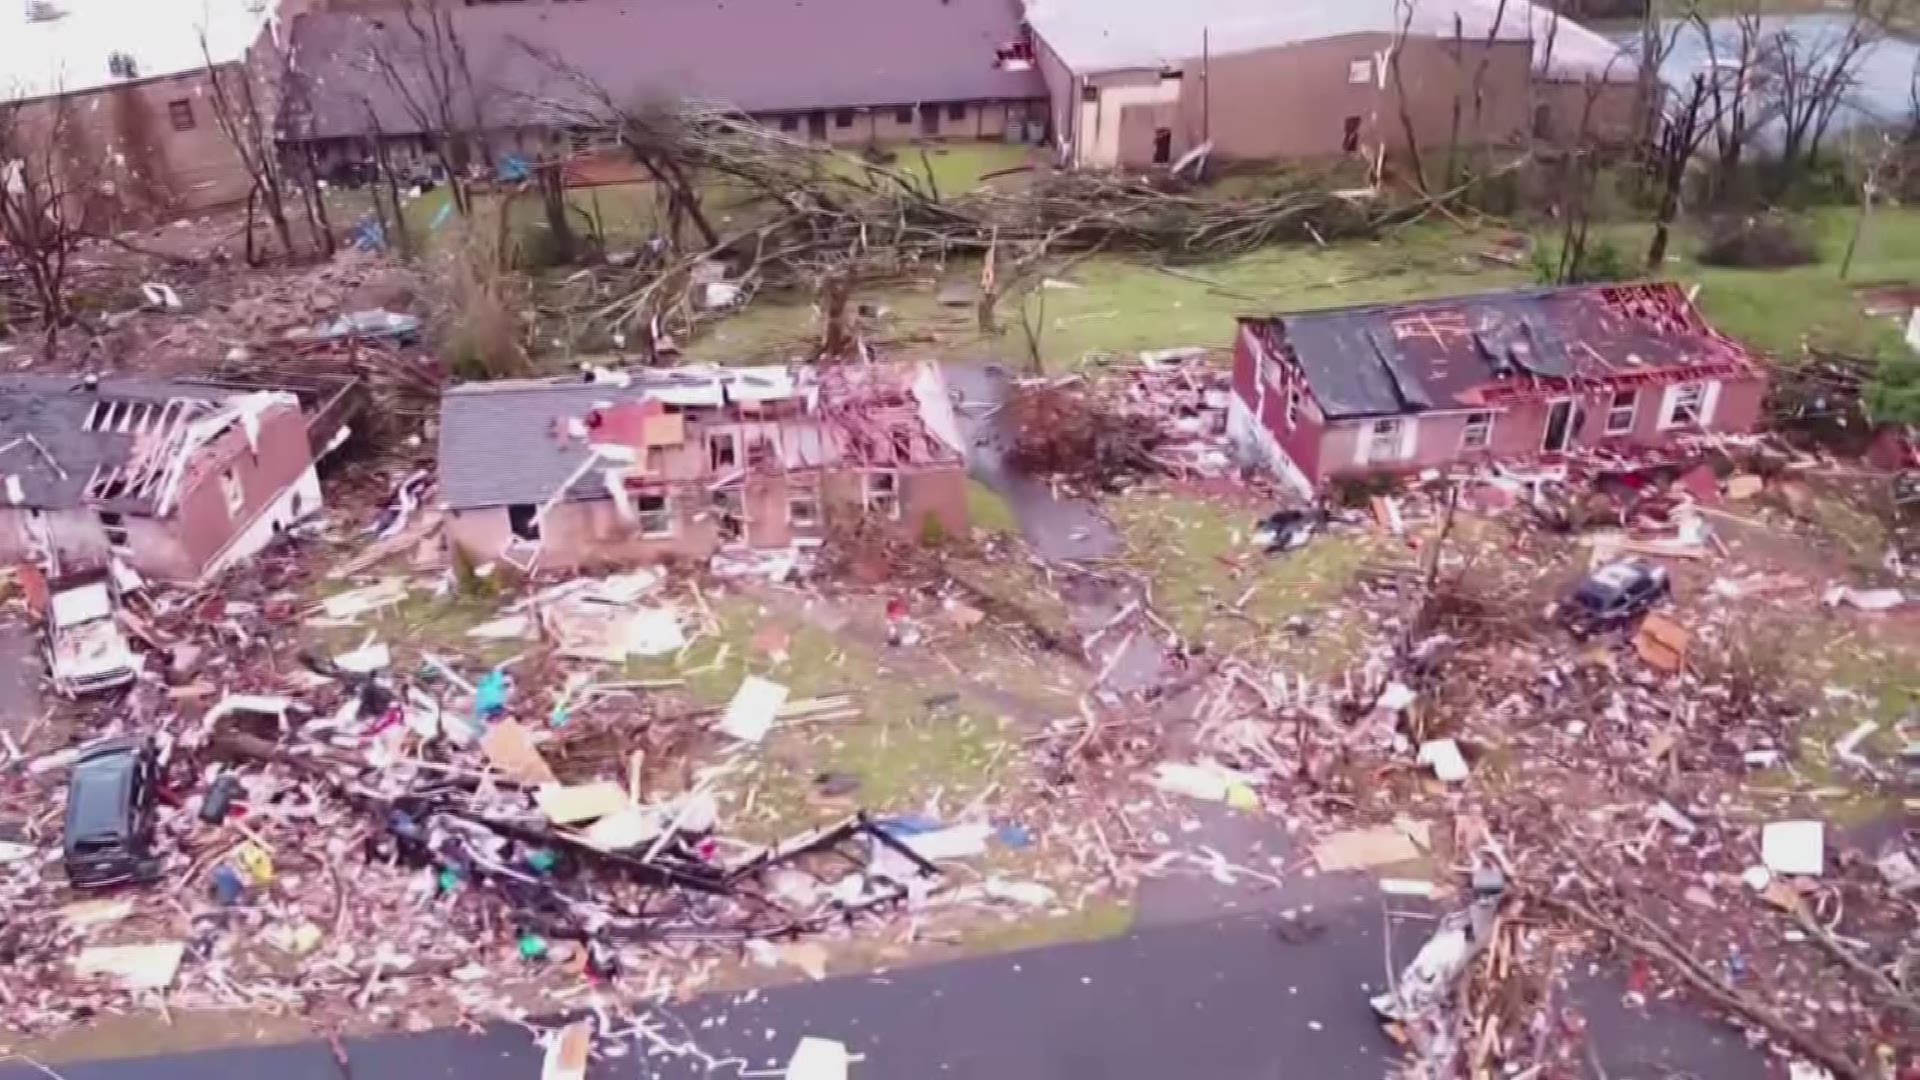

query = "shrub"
[
  {"left": 428, "top": 209, "right": 532, "bottom": 380},
  {"left": 1696, "top": 214, "right": 1817, "bottom": 269},
  {"left": 1530, "top": 235, "right": 1633, "bottom": 285}
]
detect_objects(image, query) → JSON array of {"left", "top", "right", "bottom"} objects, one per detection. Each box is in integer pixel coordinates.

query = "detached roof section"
[
  {"left": 286, "top": 0, "right": 1045, "bottom": 141},
  {"left": 1026, "top": 0, "right": 1630, "bottom": 82},
  {"left": 1247, "top": 283, "right": 1762, "bottom": 420},
  {"left": 437, "top": 363, "right": 964, "bottom": 511}
]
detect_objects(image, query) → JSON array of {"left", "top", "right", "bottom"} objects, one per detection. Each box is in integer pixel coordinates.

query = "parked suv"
[
  {"left": 63, "top": 737, "right": 161, "bottom": 889},
  {"left": 1559, "top": 559, "right": 1671, "bottom": 638}
]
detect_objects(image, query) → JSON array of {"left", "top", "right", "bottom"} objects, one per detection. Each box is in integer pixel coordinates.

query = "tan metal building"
[{"left": 1025, "top": 0, "right": 1642, "bottom": 170}]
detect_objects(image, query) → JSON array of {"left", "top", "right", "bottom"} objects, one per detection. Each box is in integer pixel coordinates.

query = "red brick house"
[
  {"left": 438, "top": 362, "right": 969, "bottom": 573},
  {"left": 1228, "top": 283, "right": 1768, "bottom": 492},
  {"left": 0, "top": 374, "right": 359, "bottom": 581}
]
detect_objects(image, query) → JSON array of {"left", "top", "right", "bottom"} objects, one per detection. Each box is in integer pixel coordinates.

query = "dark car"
[
  {"left": 1560, "top": 559, "right": 1671, "bottom": 637},
  {"left": 63, "top": 737, "right": 161, "bottom": 890}
]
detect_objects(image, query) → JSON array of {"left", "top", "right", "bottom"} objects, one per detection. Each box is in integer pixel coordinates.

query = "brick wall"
[
  {"left": 446, "top": 464, "right": 968, "bottom": 570},
  {"left": 6, "top": 66, "right": 255, "bottom": 222}
]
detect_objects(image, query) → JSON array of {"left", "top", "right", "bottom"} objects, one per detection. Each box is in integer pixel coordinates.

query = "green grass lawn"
[{"left": 1680, "top": 206, "right": 1920, "bottom": 361}]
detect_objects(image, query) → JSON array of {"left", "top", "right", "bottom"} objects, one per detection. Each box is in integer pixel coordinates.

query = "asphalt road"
[{"left": 4, "top": 901, "right": 1771, "bottom": 1080}]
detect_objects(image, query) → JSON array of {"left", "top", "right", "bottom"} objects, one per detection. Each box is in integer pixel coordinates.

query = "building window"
[
  {"left": 1153, "top": 127, "right": 1173, "bottom": 164},
  {"left": 1348, "top": 59, "right": 1374, "bottom": 84},
  {"left": 946, "top": 102, "right": 966, "bottom": 122},
  {"left": 1285, "top": 385, "right": 1302, "bottom": 429},
  {"left": 1605, "top": 389, "right": 1638, "bottom": 435},
  {"left": 507, "top": 503, "right": 541, "bottom": 541},
  {"left": 97, "top": 511, "right": 129, "bottom": 553},
  {"left": 1368, "top": 418, "right": 1404, "bottom": 461},
  {"left": 894, "top": 105, "right": 914, "bottom": 124},
  {"left": 1533, "top": 103, "right": 1553, "bottom": 140},
  {"left": 635, "top": 492, "right": 673, "bottom": 538},
  {"left": 1662, "top": 383, "right": 1706, "bottom": 429},
  {"left": 167, "top": 99, "right": 195, "bottom": 131},
  {"left": 778, "top": 114, "right": 800, "bottom": 133},
  {"left": 864, "top": 471, "right": 901, "bottom": 520},
  {"left": 708, "top": 431, "right": 739, "bottom": 471},
  {"left": 220, "top": 469, "right": 244, "bottom": 518},
  {"left": 1462, "top": 411, "right": 1494, "bottom": 450},
  {"left": 834, "top": 109, "right": 855, "bottom": 128},
  {"left": 711, "top": 488, "right": 744, "bottom": 542},
  {"left": 788, "top": 485, "right": 821, "bottom": 529},
  {"left": 1342, "top": 116, "right": 1362, "bottom": 153}
]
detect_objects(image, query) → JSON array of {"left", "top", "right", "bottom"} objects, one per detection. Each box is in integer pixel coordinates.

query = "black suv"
[
  {"left": 1560, "top": 559, "right": 1671, "bottom": 638},
  {"left": 63, "top": 737, "right": 162, "bottom": 889}
]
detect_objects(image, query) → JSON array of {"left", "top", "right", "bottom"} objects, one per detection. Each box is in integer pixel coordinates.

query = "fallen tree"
[{"left": 511, "top": 51, "right": 1493, "bottom": 356}]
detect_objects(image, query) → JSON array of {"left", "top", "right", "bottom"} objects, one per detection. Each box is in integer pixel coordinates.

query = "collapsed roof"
[
  {"left": 282, "top": 0, "right": 1045, "bottom": 142},
  {"left": 0, "top": 376, "right": 304, "bottom": 515},
  {"left": 1245, "top": 282, "right": 1763, "bottom": 420},
  {"left": 436, "top": 363, "right": 966, "bottom": 512}
]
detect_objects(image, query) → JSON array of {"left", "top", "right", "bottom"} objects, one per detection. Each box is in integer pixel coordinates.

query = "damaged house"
[
  {"left": 1229, "top": 282, "right": 1769, "bottom": 492},
  {"left": 437, "top": 362, "right": 970, "bottom": 571},
  {"left": 0, "top": 374, "right": 359, "bottom": 580}
]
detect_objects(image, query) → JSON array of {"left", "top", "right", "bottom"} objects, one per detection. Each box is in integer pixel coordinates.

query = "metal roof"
[
  {"left": 286, "top": 0, "right": 1046, "bottom": 142},
  {"left": 1026, "top": 0, "right": 1534, "bottom": 75}
]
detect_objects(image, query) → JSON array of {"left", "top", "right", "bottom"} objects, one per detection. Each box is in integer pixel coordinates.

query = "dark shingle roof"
[
  {"left": 0, "top": 375, "right": 234, "bottom": 511},
  {"left": 285, "top": 0, "right": 1046, "bottom": 141},
  {"left": 1248, "top": 283, "right": 1761, "bottom": 420},
  {"left": 437, "top": 380, "right": 637, "bottom": 511}
]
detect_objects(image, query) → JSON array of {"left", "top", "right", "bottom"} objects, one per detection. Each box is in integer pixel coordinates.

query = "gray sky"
[{"left": 2, "top": 0, "right": 266, "bottom": 98}]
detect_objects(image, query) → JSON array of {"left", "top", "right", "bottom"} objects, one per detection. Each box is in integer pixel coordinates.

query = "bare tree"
[
  {"left": 201, "top": 38, "right": 297, "bottom": 264},
  {"left": 1691, "top": 6, "right": 1776, "bottom": 191},
  {"left": 1387, "top": 0, "right": 1431, "bottom": 194},
  {"left": 360, "top": 0, "right": 490, "bottom": 216},
  {"left": 358, "top": 99, "right": 414, "bottom": 261},
  {"left": 1646, "top": 71, "right": 1712, "bottom": 268},
  {"left": 1442, "top": 0, "right": 1512, "bottom": 189},
  {"left": 0, "top": 92, "right": 90, "bottom": 356},
  {"left": 1767, "top": 2, "right": 1880, "bottom": 191},
  {"left": 1547, "top": 74, "right": 1616, "bottom": 284}
]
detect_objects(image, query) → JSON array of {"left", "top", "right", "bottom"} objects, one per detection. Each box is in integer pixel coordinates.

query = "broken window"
[
  {"left": 1348, "top": 59, "right": 1374, "bottom": 84},
  {"left": 1368, "top": 418, "right": 1404, "bottom": 461},
  {"left": 894, "top": 105, "right": 914, "bottom": 124},
  {"left": 1662, "top": 383, "right": 1706, "bottom": 429},
  {"left": 788, "top": 485, "right": 821, "bottom": 530},
  {"left": 707, "top": 431, "right": 739, "bottom": 471},
  {"left": 711, "top": 488, "right": 745, "bottom": 543},
  {"left": 1342, "top": 116, "right": 1362, "bottom": 154},
  {"left": 1152, "top": 127, "right": 1172, "bottom": 165},
  {"left": 635, "top": 492, "right": 673, "bottom": 538},
  {"left": 779, "top": 114, "right": 800, "bottom": 133},
  {"left": 167, "top": 99, "right": 195, "bottom": 131},
  {"left": 947, "top": 102, "right": 966, "bottom": 122},
  {"left": 220, "top": 469, "right": 245, "bottom": 518},
  {"left": 1462, "top": 411, "right": 1494, "bottom": 450},
  {"left": 1605, "top": 389, "right": 1638, "bottom": 435},
  {"left": 507, "top": 503, "right": 542, "bottom": 541},
  {"left": 746, "top": 432, "right": 776, "bottom": 469},
  {"left": 1285, "top": 385, "right": 1302, "bottom": 429},
  {"left": 864, "top": 471, "right": 901, "bottom": 520},
  {"left": 97, "top": 511, "right": 129, "bottom": 553},
  {"left": 835, "top": 109, "right": 855, "bottom": 128}
]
